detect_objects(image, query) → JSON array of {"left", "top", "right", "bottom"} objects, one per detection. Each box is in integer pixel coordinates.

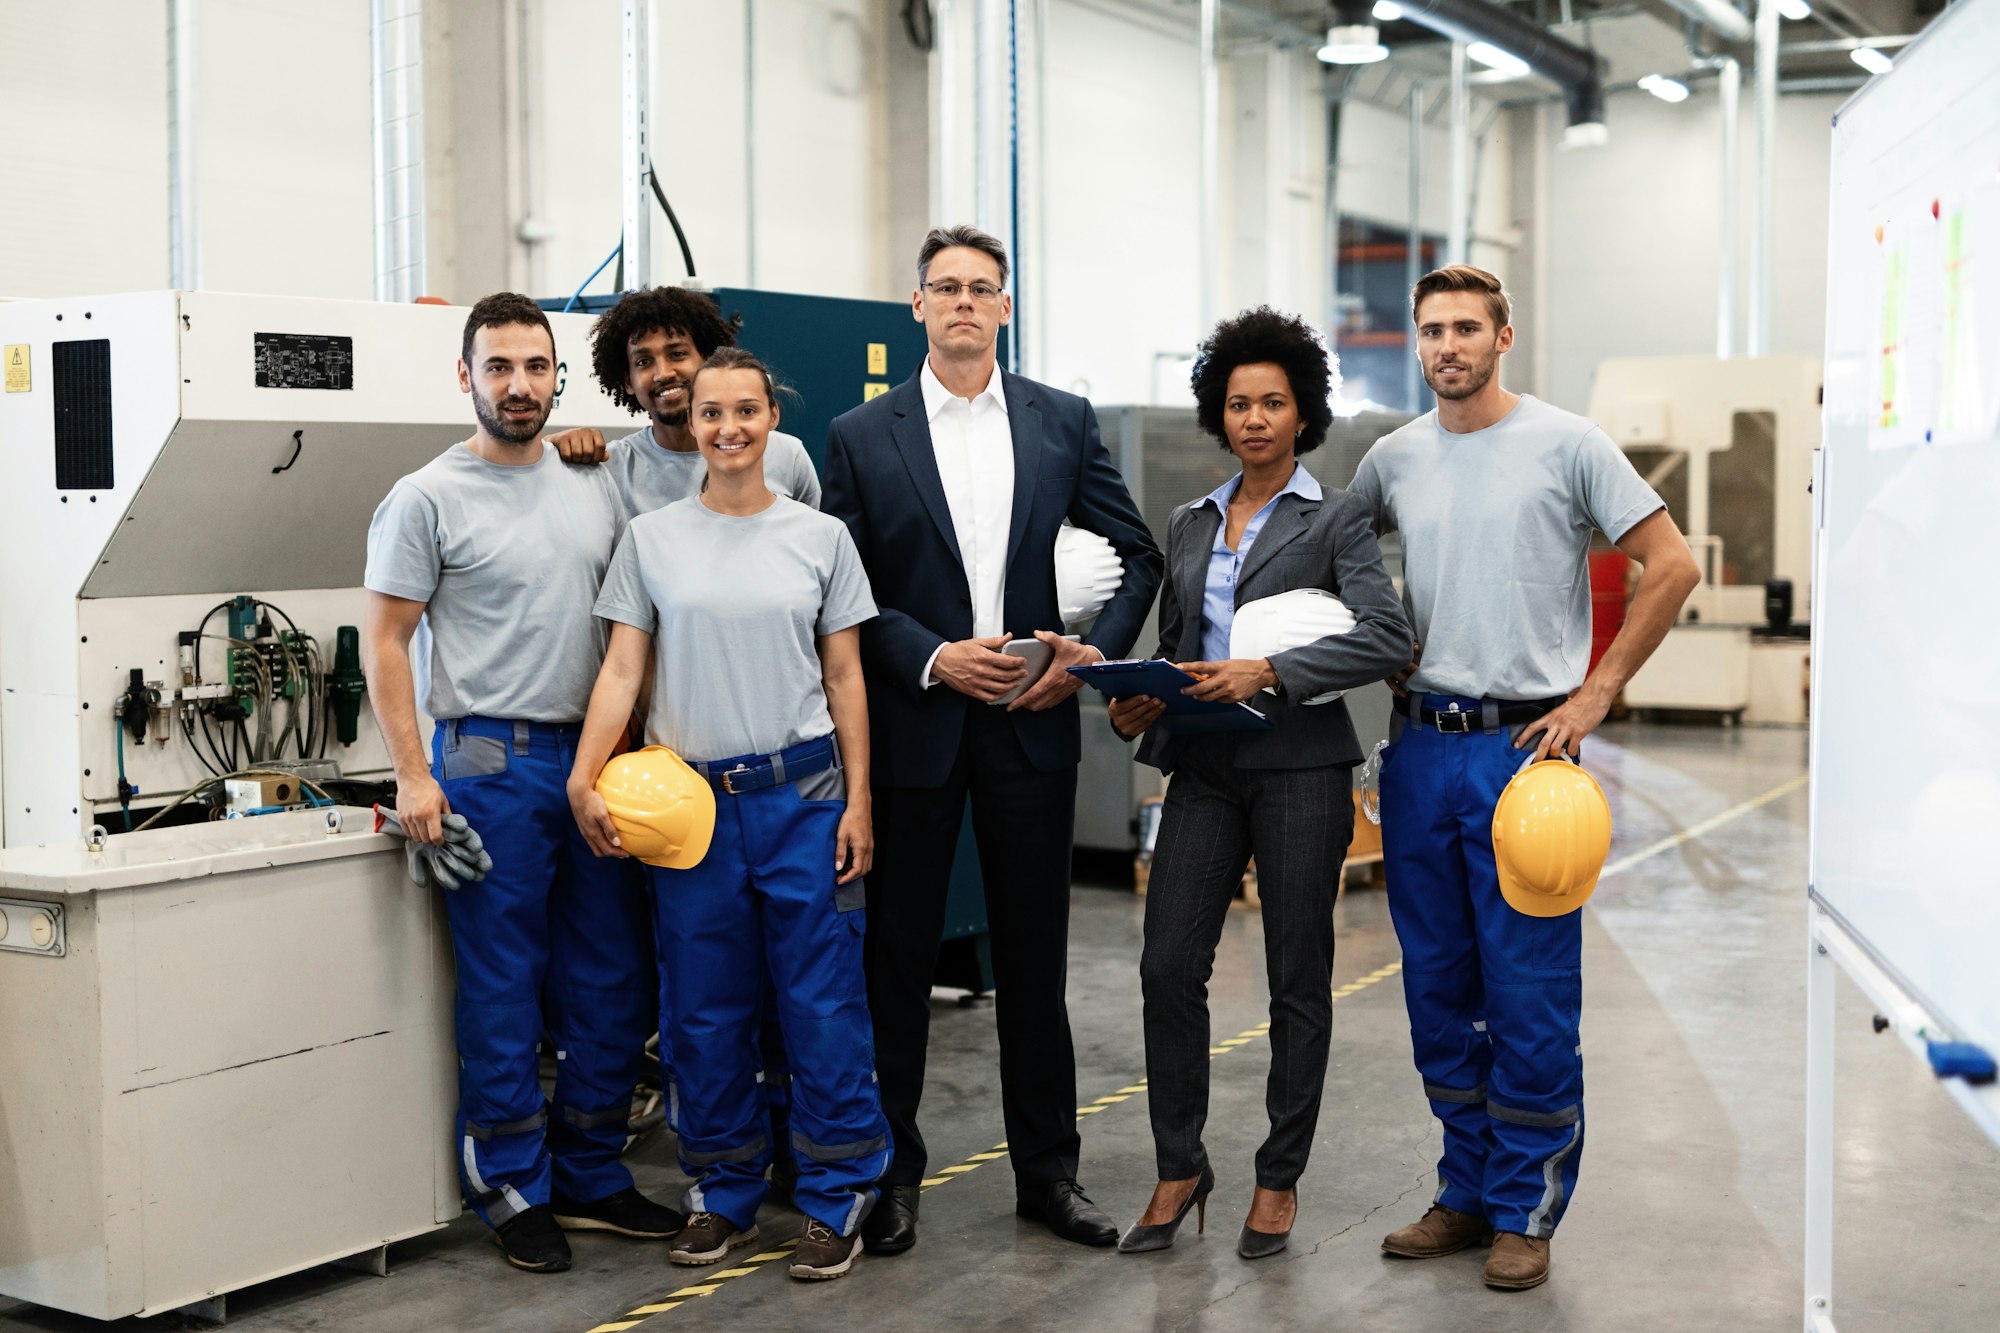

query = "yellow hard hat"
[
  {"left": 1491, "top": 759, "right": 1612, "bottom": 918},
  {"left": 594, "top": 746, "right": 716, "bottom": 870}
]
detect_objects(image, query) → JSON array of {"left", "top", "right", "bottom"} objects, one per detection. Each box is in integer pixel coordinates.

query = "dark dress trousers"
[
  {"left": 1136, "top": 477, "right": 1411, "bottom": 1190},
  {"left": 823, "top": 368, "right": 1163, "bottom": 1187}
]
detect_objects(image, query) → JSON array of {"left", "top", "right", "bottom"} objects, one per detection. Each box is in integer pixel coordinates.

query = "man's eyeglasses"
[{"left": 922, "top": 280, "right": 1004, "bottom": 302}]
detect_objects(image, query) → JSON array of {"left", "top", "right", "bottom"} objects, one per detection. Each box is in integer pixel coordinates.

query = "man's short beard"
[
  {"left": 473, "top": 392, "right": 550, "bottom": 444},
  {"left": 651, "top": 405, "right": 690, "bottom": 429},
  {"left": 1425, "top": 357, "right": 1494, "bottom": 401}
]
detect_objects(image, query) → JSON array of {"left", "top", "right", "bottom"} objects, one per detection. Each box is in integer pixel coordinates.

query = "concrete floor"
[{"left": 5, "top": 721, "right": 1996, "bottom": 1332}]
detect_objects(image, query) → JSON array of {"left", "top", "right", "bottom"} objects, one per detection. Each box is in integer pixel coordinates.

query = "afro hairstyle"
[
  {"left": 588, "top": 286, "right": 742, "bottom": 415},
  {"left": 1189, "top": 307, "right": 1338, "bottom": 455}
]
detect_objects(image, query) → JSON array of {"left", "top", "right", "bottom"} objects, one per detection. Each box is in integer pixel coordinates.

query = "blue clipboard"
[{"left": 1066, "top": 659, "right": 1274, "bottom": 733}]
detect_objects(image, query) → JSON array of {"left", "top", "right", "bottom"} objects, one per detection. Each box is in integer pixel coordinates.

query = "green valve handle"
[{"left": 329, "top": 625, "right": 368, "bottom": 746}]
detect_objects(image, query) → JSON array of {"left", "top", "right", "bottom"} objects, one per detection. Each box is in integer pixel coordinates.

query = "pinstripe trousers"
[{"left": 1139, "top": 737, "right": 1356, "bottom": 1191}]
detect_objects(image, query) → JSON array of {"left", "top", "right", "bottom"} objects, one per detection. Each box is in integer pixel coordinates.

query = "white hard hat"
[
  {"left": 1054, "top": 525, "right": 1125, "bottom": 628},
  {"left": 1229, "top": 588, "right": 1356, "bottom": 704}
]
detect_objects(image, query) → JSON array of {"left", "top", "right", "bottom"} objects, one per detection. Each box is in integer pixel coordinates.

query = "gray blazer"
[{"left": 1136, "top": 473, "right": 1412, "bottom": 774}]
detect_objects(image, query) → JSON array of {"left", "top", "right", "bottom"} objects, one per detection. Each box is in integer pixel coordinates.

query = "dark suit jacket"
[
  {"left": 1137, "top": 473, "right": 1412, "bottom": 774},
  {"left": 823, "top": 368, "right": 1164, "bottom": 788}
]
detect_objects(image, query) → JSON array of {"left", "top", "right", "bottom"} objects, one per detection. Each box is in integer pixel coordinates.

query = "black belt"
[{"left": 1402, "top": 695, "right": 1567, "bottom": 734}]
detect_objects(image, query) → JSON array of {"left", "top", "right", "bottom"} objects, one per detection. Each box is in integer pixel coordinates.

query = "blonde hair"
[{"left": 1411, "top": 264, "right": 1512, "bottom": 331}]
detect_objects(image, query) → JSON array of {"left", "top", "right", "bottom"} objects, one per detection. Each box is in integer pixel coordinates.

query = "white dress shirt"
[{"left": 920, "top": 357, "right": 1014, "bottom": 687}]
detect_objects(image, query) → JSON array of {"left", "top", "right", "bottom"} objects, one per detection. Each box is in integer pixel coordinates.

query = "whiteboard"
[{"left": 1812, "top": 0, "right": 2000, "bottom": 1085}]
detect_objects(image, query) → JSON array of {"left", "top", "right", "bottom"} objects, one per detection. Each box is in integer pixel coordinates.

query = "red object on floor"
[{"left": 1588, "top": 550, "right": 1631, "bottom": 674}]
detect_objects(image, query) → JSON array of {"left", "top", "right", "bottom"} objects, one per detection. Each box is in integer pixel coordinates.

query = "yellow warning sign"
[
  {"left": 867, "top": 343, "right": 888, "bottom": 376},
  {"left": 3, "top": 344, "right": 27, "bottom": 393},
  {"left": 863, "top": 382, "right": 890, "bottom": 401}
]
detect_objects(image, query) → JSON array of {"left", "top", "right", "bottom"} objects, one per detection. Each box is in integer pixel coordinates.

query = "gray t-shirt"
[
  {"left": 593, "top": 495, "right": 876, "bottom": 761},
  {"left": 365, "top": 443, "right": 625, "bottom": 722},
  {"left": 604, "top": 426, "right": 821, "bottom": 519},
  {"left": 1349, "top": 394, "right": 1663, "bottom": 700}
]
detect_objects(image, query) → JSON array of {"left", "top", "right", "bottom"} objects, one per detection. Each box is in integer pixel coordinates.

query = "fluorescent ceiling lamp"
[
  {"left": 1466, "top": 42, "right": 1531, "bottom": 79},
  {"left": 1562, "top": 121, "right": 1610, "bottom": 150},
  {"left": 1776, "top": 0, "right": 1812, "bottom": 18},
  {"left": 1372, "top": 0, "right": 1404, "bottom": 19},
  {"left": 1638, "top": 74, "right": 1691, "bottom": 103},
  {"left": 1318, "top": 23, "right": 1388, "bottom": 63},
  {"left": 1851, "top": 46, "right": 1893, "bottom": 75}
]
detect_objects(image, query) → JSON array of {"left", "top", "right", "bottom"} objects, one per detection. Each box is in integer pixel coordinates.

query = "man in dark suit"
[{"left": 823, "top": 225, "right": 1163, "bottom": 1254}]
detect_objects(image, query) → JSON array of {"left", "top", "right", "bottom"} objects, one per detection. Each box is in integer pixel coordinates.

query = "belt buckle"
[
  {"left": 721, "top": 763, "right": 752, "bottom": 795},
  {"left": 1434, "top": 704, "right": 1472, "bottom": 734}
]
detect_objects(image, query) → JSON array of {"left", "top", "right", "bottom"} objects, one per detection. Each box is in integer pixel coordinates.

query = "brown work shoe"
[
  {"left": 1381, "top": 1205, "right": 1494, "bottom": 1258},
  {"left": 789, "top": 1218, "right": 862, "bottom": 1280},
  {"left": 1483, "top": 1231, "right": 1551, "bottom": 1290},
  {"left": 669, "top": 1212, "right": 759, "bottom": 1266}
]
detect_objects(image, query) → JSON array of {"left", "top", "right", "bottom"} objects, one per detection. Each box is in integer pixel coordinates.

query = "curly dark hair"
[
  {"left": 1189, "top": 307, "right": 1338, "bottom": 455},
  {"left": 588, "top": 286, "right": 741, "bottom": 414}
]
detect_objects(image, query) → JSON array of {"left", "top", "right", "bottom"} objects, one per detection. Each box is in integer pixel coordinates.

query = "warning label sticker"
[{"left": 4, "top": 344, "right": 28, "bottom": 393}]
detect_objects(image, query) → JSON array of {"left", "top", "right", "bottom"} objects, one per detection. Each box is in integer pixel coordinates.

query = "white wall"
[
  {"left": 0, "top": 0, "right": 894, "bottom": 307},
  {"left": 1540, "top": 84, "right": 1841, "bottom": 413},
  {"left": 0, "top": 0, "right": 372, "bottom": 300}
]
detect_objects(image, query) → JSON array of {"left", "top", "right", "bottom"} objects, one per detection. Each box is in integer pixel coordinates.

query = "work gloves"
[{"left": 373, "top": 807, "right": 494, "bottom": 890}]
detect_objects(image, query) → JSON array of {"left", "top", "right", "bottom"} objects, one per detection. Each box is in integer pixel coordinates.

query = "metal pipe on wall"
[
  {"left": 745, "top": 0, "right": 758, "bottom": 287},
  {"left": 1448, "top": 41, "right": 1470, "bottom": 266},
  {"left": 1325, "top": 85, "right": 1343, "bottom": 351},
  {"left": 1717, "top": 54, "right": 1740, "bottom": 358},
  {"left": 933, "top": 0, "right": 964, "bottom": 223},
  {"left": 168, "top": 0, "right": 200, "bottom": 291},
  {"left": 974, "top": 0, "right": 1009, "bottom": 246},
  {"left": 370, "top": 0, "right": 426, "bottom": 302},
  {"left": 1406, "top": 81, "right": 1424, "bottom": 413},
  {"left": 1199, "top": 0, "right": 1220, "bottom": 332},
  {"left": 621, "top": 0, "right": 652, "bottom": 291},
  {"left": 1749, "top": 0, "right": 1777, "bottom": 356},
  {"left": 1032, "top": 0, "right": 1050, "bottom": 382}
]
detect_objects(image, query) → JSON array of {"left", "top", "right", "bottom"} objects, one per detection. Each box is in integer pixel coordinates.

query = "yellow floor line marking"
[
  {"left": 1600, "top": 773, "right": 1806, "bottom": 880},
  {"left": 605, "top": 964, "right": 1409, "bottom": 1328}
]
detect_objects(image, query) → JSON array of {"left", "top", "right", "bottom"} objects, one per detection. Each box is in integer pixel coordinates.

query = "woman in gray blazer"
[{"left": 1111, "top": 308, "right": 1412, "bottom": 1259}]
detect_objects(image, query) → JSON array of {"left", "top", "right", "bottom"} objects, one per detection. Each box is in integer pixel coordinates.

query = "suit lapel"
[
  {"left": 1180, "top": 504, "right": 1222, "bottom": 653},
  {"left": 1235, "top": 494, "right": 1318, "bottom": 604},
  {"left": 1001, "top": 371, "right": 1041, "bottom": 571},
  {"left": 888, "top": 375, "right": 964, "bottom": 567}
]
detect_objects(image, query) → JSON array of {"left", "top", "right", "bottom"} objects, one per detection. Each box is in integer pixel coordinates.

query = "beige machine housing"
[
  {"left": 1588, "top": 355, "right": 1820, "bottom": 720},
  {"left": 0, "top": 810, "right": 455, "bottom": 1320}
]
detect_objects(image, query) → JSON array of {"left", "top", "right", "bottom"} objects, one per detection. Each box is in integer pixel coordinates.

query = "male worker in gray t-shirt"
[
  {"left": 547, "top": 285, "right": 821, "bottom": 515},
  {"left": 361, "top": 293, "right": 681, "bottom": 1275},
  {"left": 1350, "top": 265, "right": 1699, "bottom": 1293}
]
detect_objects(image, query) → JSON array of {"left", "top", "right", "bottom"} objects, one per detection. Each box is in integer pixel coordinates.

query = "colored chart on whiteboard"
[{"left": 1870, "top": 182, "right": 2000, "bottom": 449}]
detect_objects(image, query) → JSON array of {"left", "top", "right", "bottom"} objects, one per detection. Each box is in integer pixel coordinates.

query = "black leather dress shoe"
[
  {"left": 862, "top": 1183, "right": 920, "bottom": 1255},
  {"left": 1017, "top": 1179, "right": 1118, "bottom": 1247}
]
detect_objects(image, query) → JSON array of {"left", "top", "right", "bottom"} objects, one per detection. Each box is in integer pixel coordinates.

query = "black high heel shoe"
[
  {"left": 1237, "top": 1188, "right": 1296, "bottom": 1259},
  {"left": 1117, "top": 1165, "right": 1216, "bottom": 1254}
]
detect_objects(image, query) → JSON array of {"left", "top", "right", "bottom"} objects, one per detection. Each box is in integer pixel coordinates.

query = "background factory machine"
[{"left": 1589, "top": 355, "right": 1821, "bottom": 724}]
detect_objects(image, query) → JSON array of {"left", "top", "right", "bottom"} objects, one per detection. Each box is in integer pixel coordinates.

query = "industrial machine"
[
  {"left": 0, "top": 291, "right": 631, "bottom": 847},
  {"left": 1588, "top": 355, "right": 1821, "bottom": 722}
]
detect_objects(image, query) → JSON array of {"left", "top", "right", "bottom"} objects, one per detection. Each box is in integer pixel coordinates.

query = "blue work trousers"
[
  {"left": 650, "top": 739, "right": 890, "bottom": 1237},
  {"left": 1379, "top": 697, "right": 1585, "bottom": 1239},
  {"left": 432, "top": 716, "right": 655, "bottom": 1227}
]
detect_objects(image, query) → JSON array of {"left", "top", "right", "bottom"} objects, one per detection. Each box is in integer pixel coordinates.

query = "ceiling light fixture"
[
  {"left": 1466, "top": 41, "right": 1531, "bottom": 79},
  {"left": 1318, "top": 23, "right": 1389, "bottom": 63},
  {"left": 1850, "top": 46, "right": 1894, "bottom": 75},
  {"left": 1776, "top": 0, "right": 1812, "bottom": 19},
  {"left": 1372, "top": 0, "right": 1404, "bottom": 20},
  {"left": 1638, "top": 73, "right": 1691, "bottom": 103}
]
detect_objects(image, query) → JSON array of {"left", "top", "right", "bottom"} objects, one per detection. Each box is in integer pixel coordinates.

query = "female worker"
[
  {"left": 568, "top": 346, "right": 889, "bottom": 1282},
  {"left": 1112, "top": 308, "right": 1412, "bottom": 1259}
]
